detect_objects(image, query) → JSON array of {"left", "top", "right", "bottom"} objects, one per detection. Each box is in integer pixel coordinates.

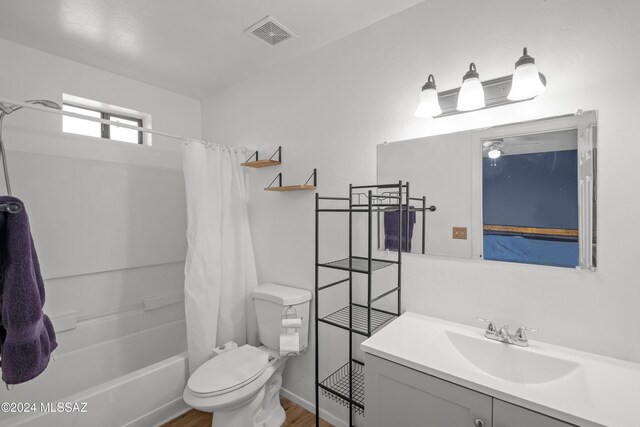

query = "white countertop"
[{"left": 361, "top": 312, "right": 640, "bottom": 427}]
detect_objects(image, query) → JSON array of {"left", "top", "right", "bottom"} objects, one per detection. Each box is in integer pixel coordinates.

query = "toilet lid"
[{"left": 187, "top": 345, "right": 269, "bottom": 397}]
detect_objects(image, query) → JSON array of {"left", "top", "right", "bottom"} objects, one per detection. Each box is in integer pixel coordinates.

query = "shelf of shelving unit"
[
  {"left": 319, "top": 360, "right": 365, "bottom": 416},
  {"left": 319, "top": 256, "right": 396, "bottom": 274},
  {"left": 319, "top": 304, "right": 397, "bottom": 336},
  {"left": 316, "top": 182, "right": 423, "bottom": 426},
  {"left": 241, "top": 146, "right": 282, "bottom": 168},
  {"left": 265, "top": 169, "right": 316, "bottom": 192}
]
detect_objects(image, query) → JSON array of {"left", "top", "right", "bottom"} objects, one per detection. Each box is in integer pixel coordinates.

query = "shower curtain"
[{"left": 182, "top": 141, "right": 258, "bottom": 373}]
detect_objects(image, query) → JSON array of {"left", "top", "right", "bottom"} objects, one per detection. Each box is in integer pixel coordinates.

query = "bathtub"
[{"left": 0, "top": 320, "right": 190, "bottom": 427}]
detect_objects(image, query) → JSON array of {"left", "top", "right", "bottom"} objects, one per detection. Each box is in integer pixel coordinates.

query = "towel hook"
[{"left": 0, "top": 201, "right": 22, "bottom": 214}]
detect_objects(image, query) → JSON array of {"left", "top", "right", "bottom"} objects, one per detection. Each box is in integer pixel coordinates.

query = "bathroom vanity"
[{"left": 361, "top": 313, "right": 640, "bottom": 427}]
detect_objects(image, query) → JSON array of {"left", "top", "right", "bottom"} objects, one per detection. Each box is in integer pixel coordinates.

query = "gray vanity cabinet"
[
  {"left": 365, "top": 354, "right": 492, "bottom": 427},
  {"left": 365, "top": 354, "right": 576, "bottom": 427},
  {"left": 493, "top": 400, "right": 575, "bottom": 427}
]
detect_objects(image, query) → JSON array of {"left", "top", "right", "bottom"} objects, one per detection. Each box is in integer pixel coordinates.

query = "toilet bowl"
[
  {"left": 183, "top": 345, "right": 287, "bottom": 426},
  {"left": 183, "top": 283, "right": 311, "bottom": 427}
]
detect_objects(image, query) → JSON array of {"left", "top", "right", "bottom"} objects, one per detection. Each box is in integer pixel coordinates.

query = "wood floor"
[{"left": 161, "top": 398, "right": 332, "bottom": 427}]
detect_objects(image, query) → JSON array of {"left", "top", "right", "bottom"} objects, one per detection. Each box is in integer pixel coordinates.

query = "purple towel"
[
  {"left": 384, "top": 207, "right": 416, "bottom": 252},
  {"left": 0, "top": 196, "right": 56, "bottom": 385}
]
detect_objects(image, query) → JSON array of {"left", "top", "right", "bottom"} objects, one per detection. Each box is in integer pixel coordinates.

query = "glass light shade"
[
  {"left": 457, "top": 77, "right": 485, "bottom": 111},
  {"left": 508, "top": 62, "right": 546, "bottom": 101},
  {"left": 488, "top": 148, "right": 501, "bottom": 159},
  {"left": 415, "top": 88, "right": 442, "bottom": 118}
]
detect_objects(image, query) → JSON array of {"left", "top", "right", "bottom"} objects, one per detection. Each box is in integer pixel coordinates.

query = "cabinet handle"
[{"left": 474, "top": 419, "right": 485, "bottom": 427}]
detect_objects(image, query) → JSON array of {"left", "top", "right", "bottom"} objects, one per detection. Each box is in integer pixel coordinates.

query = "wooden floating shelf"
[
  {"left": 265, "top": 169, "right": 317, "bottom": 192},
  {"left": 241, "top": 159, "right": 281, "bottom": 168},
  {"left": 265, "top": 185, "right": 316, "bottom": 192},
  {"left": 242, "top": 146, "right": 282, "bottom": 168}
]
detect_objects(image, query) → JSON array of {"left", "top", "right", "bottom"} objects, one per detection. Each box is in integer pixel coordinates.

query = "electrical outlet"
[{"left": 452, "top": 227, "right": 467, "bottom": 240}]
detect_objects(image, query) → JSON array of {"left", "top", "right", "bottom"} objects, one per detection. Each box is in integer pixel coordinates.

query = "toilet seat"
[{"left": 187, "top": 345, "right": 269, "bottom": 398}]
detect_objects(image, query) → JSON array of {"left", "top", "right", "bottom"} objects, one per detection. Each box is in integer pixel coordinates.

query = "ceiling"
[
  {"left": 0, "top": 0, "right": 424, "bottom": 98},
  {"left": 483, "top": 129, "right": 578, "bottom": 157}
]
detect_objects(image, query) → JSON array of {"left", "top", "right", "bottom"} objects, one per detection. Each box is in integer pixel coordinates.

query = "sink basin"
[{"left": 439, "top": 331, "right": 581, "bottom": 384}]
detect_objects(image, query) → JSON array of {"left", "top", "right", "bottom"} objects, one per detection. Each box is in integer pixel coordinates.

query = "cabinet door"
[
  {"left": 365, "top": 354, "right": 492, "bottom": 427},
  {"left": 493, "top": 399, "right": 576, "bottom": 427}
]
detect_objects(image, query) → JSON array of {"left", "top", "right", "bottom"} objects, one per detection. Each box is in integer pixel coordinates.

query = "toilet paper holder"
[
  {"left": 280, "top": 306, "right": 304, "bottom": 356},
  {"left": 281, "top": 306, "right": 302, "bottom": 332}
]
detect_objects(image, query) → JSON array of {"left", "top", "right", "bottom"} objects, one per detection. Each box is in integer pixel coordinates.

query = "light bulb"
[
  {"left": 488, "top": 148, "right": 501, "bottom": 159},
  {"left": 457, "top": 63, "right": 485, "bottom": 111},
  {"left": 415, "top": 74, "right": 442, "bottom": 118},
  {"left": 508, "top": 47, "right": 546, "bottom": 101}
]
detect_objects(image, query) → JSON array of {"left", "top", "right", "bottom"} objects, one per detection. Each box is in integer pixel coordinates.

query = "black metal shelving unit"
[{"left": 315, "top": 181, "right": 429, "bottom": 426}]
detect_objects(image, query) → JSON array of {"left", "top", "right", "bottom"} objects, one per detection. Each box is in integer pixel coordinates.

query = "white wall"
[
  {"left": 0, "top": 37, "right": 199, "bottom": 415},
  {"left": 201, "top": 0, "right": 640, "bottom": 415}
]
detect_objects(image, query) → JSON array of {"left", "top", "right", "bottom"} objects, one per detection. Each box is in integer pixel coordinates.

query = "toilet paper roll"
[
  {"left": 280, "top": 332, "right": 300, "bottom": 356},
  {"left": 282, "top": 318, "right": 302, "bottom": 328}
]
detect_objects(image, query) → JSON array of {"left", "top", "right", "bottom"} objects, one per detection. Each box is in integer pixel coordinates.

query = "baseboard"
[{"left": 279, "top": 387, "right": 347, "bottom": 427}]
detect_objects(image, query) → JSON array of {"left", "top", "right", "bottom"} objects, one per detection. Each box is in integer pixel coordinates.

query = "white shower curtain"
[{"left": 182, "top": 141, "right": 258, "bottom": 373}]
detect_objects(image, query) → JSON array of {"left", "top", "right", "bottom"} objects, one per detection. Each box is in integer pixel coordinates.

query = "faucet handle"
[
  {"left": 514, "top": 326, "right": 538, "bottom": 343},
  {"left": 476, "top": 317, "right": 498, "bottom": 336}
]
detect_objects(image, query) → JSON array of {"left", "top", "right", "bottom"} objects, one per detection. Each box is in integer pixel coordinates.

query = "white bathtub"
[{"left": 0, "top": 320, "right": 189, "bottom": 427}]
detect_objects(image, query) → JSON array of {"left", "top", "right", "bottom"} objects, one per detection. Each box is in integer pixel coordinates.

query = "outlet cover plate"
[{"left": 453, "top": 227, "right": 468, "bottom": 240}]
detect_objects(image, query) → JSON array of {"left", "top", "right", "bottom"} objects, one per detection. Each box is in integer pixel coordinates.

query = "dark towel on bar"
[
  {"left": 0, "top": 196, "right": 56, "bottom": 385},
  {"left": 384, "top": 207, "right": 416, "bottom": 252}
]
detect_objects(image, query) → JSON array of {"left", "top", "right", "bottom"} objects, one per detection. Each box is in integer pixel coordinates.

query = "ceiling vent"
[{"left": 245, "top": 16, "right": 296, "bottom": 47}]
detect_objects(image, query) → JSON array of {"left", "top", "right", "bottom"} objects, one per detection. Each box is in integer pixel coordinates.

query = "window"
[{"left": 62, "top": 101, "right": 145, "bottom": 144}]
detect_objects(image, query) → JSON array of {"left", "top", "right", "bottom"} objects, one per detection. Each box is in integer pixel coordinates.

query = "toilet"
[{"left": 183, "top": 283, "right": 311, "bottom": 427}]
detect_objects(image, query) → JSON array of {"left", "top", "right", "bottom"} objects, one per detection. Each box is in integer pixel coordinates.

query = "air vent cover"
[{"left": 245, "top": 16, "right": 296, "bottom": 47}]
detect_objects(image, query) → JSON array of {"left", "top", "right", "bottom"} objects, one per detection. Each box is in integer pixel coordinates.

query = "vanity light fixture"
[
  {"left": 414, "top": 47, "right": 546, "bottom": 118},
  {"left": 414, "top": 74, "right": 442, "bottom": 118},
  {"left": 508, "top": 47, "right": 546, "bottom": 101},
  {"left": 456, "top": 63, "right": 485, "bottom": 111}
]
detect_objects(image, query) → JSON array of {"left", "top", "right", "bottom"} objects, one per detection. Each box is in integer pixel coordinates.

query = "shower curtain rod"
[{"left": 0, "top": 96, "right": 206, "bottom": 145}]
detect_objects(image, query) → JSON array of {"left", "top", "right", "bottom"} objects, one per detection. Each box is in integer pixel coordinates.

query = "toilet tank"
[{"left": 252, "top": 283, "right": 311, "bottom": 352}]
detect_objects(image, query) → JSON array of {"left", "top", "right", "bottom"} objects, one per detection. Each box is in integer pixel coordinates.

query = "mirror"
[
  {"left": 377, "top": 111, "right": 597, "bottom": 270},
  {"left": 482, "top": 129, "right": 579, "bottom": 268}
]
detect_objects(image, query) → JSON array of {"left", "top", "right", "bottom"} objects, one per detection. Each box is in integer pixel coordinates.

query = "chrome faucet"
[
  {"left": 477, "top": 317, "right": 537, "bottom": 347},
  {"left": 498, "top": 325, "right": 512, "bottom": 343}
]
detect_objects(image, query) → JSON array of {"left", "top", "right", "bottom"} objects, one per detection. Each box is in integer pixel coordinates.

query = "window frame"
[{"left": 62, "top": 102, "right": 144, "bottom": 145}]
